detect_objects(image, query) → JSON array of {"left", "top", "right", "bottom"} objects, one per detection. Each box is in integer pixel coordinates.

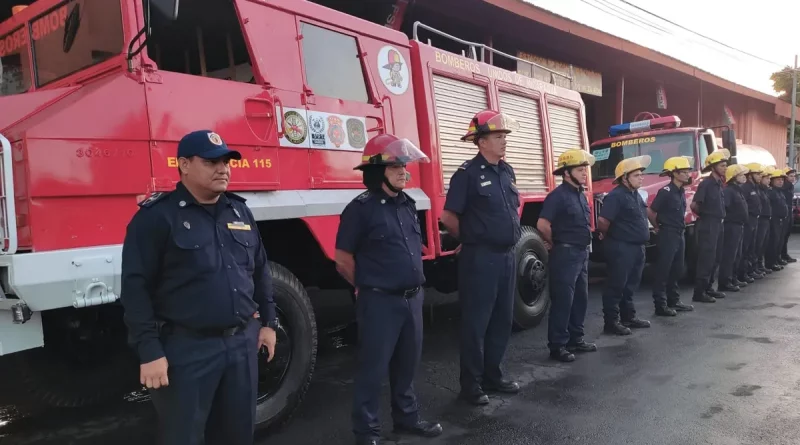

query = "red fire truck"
[
  {"left": 588, "top": 112, "right": 740, "bottom": 273},
  {"left": 0, "top": 0, "right": 592, "bottom": 430}
]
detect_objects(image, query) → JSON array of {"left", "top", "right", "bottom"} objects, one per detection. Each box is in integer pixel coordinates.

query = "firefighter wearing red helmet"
[
  {"left": 440, "top": 110, "right": 522, "bottom": 405},
  {"left": 335, "top": 134, "right": 442, "bottom": 444}
]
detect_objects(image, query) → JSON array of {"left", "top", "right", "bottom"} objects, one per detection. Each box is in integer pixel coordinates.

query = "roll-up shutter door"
[
  {"left": 547, "top": 103, "right": 584, "bottom": 185},
  {"left": 432, "top": 75, "right": 488, "bottom": 191},
  {"left": 498, "top": 91, "right": 546, "bottom": 193}
]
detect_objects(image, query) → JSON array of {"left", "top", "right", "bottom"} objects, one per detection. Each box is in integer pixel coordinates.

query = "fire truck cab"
[
  {"left": 0, "top": 0, "right": 591, "bottom": 431},
  {"left": 588, "top": 112, "right": 738, "bottom": 273}
]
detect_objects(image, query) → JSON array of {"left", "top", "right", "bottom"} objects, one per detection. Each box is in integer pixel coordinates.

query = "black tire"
[
  {"left": 255, "top": 262, "right": 317, "bottom": 431},
  {"left": 512, "top": 226, "right": 550, "bottom": 330}
]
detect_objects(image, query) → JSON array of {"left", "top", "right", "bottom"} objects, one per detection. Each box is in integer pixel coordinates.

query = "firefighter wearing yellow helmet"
[
  {"left": 537, "top": 148, "right": 597, "bottom": 362},
  {"left": 717, "top": 164, "right": 750, "bottom": 293},
  {"left": 596, "top": 155, "right": 652, "bottom": 335},
  {"left": 765, "top": 166, "right": 789, "bottom": 271},
  {"left": 754, "top": 166, "right": 775, "bottom": 275},
  {"left": 778, "top": 166, "right": 797, "bottom": 264},
  {"left": 647, "top": 156, "right": 695, "bottom": 316},
  {"left": 739, "top": 163, "right": 765, "bottom": 282},
  {"left": 689, "top": 149, "right": 730, "bottom": 303}
]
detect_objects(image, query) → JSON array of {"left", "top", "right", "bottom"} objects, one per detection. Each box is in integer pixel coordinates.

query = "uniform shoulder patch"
[
  {"left": 138, "top": 192, "right": 169, "bottom": 208},
  {"left": 355, "top": 191, "right": 372, "bottom": 203},
  {"left": 458, "top": 160, "right": 472, "bottom": 170},
  {"left": 663, "top": 185, "right": 670, "bottom": 192},
  {"left": 225, "top": 191, "right": 247, "bottom": 203}
]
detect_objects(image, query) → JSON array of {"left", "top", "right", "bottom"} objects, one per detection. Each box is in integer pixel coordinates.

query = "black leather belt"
[
  {"left": 161, "top": 322, "right": 247, "bottom": 338},
  {"left": 367, "top": 286, "right": 420, "bottom": 299}
]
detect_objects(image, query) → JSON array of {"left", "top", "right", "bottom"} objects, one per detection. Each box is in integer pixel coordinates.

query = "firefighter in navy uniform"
[
  {"left": 647, "top": 156, "right": 695, "bottom": 317},
  {"left": 755, "top": 167, "right": 773, "bottom": 275},
  {"left": 766, "top": 167, "right": 789, "bottom": 271},
  {"left": 440, "top": 110, "right": 522, "bottom": 406},
  {"left": 780, "top": 166, "right": 797, "bottom": 263},
  {"left": 120, "top": 130, "right": 278, "bottom": 445},
  {"left": 738, "top": 163, "right": 764, "bottom": 282},
  {"left": 597, "top": 156, "right": 652, "bottom": 335},
  {"left": 537, "top": 149, "right": 598, "bottom": 362},
  {"left": 690, "top": 149, "right": 730, "bottom": 303},
  {"left": 718, "top": 164, "right": 750, "bottom": 292},
  {"left": 334, "top": 134, "right": 442, "bottom": 445}
]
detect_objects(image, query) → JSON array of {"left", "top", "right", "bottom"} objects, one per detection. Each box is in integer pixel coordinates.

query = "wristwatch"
[{"left": 265, "top": 318, "right": 280, "bottom": 330}]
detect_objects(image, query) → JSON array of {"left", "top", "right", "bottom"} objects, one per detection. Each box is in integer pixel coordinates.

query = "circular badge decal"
[
  {"left": 377, "top": 45, "right": 409, "bottom": 95},
  {"left": 283, "top": 111, "right": 308, "bottom": 145}
]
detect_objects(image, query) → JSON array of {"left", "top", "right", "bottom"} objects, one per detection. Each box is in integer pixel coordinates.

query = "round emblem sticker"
[
  {"left": 207, "top": 132, "right": 223, "bottom": 146},
  {"left": 377, "top": 45, "right": 409, "bottom": 95},
  {"left": 283, "top": 111, "right": 308, "bottom": 145}
]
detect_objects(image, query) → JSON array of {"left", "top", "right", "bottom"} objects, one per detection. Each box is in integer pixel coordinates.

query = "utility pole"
[{"left": 790, "top": 55, "right": 797, "bottom": 169}]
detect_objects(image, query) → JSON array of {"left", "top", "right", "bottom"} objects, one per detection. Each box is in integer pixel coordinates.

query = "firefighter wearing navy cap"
[
  {"left": 597, "top": 156, "right": 652, "bottom": 335},
  {"left": 738, "top": 163, "right": 764, "bottom": 282},
  {"left": 334, "top": 134, "right": 442, "bottom": 445},
  {"left": 690, "top": 149, "right": 730, "bottom": 303},
  {"left": 120, "top": 130, "right": 277, "bottom": 445},
  {"left": 440, "top": 110, "right": 522, "bottom": 405},
  {"left": 537, "top": 149, "right": 597, "bottom": 362},
  {"left": 779, "top": 166, "right": 797, "bottom": 263},
  {"left": 766, "top": 167, "right": 789, "bottom": 271},
  {"left": 718, "top": 164, "right": 750, "bottom": 292},
  {"left": 755, "top": 166, "right": 774, "bottom": 275},
  {"left": 647, "top": 156, "right": 695, "bottom": 317}
]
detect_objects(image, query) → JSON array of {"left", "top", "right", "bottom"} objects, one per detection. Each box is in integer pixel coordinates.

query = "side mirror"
[
  {"left": 722, "top": 128, "right": 737, "bottom": 158},
  {"left": 150, "top": 0, "right": 180, "bottom": 20}
]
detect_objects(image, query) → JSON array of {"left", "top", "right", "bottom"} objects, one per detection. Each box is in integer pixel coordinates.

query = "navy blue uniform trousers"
[
  {"left": 720, "top": 222, "right": 744, "bottom": 286},
  {"left": 756, "top": 218, "right": 770, "bottom": 268},
  {"left": 602, "top": 239, "right": 645, "bottom": 323},
  {"left": 766, "top": 218, "right": 785, "bottom": 267},
  {"left": 352, "top": 288, "right": 423, "bottom": 439},
  {"left": 651, "top": 228, "right": 684, "bottom": 308},
  {"left": 458, "top": 244, "right": 515, "bottom": 394},
  {"left": 149, "top": 320, "right": 260, "bottom": 445},
  {"left": 547, "top": 244, "right": 589, "bottom": 350},
  {"left": 694, "top": 217, "right": 724, "bottom": 294},
  {"left": 740, "top": 216, "right": 758, "bottom": 276}
]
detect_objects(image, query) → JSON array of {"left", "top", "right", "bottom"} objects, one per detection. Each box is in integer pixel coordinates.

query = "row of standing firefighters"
[{"left": 118, "top": 110, "right": 796, "bottom": 445}]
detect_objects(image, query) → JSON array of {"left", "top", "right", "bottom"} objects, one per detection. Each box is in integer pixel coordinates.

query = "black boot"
[
  {"left": 394, "top": 420, "right": 443, "bottom": 438},
  {"left": 458, "top": 390, "right": 489, "bottom": 406},
  {"left": 622, "top": 317, "right": 651, "bottom": 328},
  {"left": 693, "top": 292, "right": 716, "bottom": 303},
  {"left": 549, "top": 347, "right": 575, "bottom": 362},
  {"left": 732, "top": 278, "right": 747, "bottom": 287},
  {"left": 655, "top": 305, "right": 677, "bottom": 316},
  {"left": 707, "top": 289, "right": 726, "bottom": 299},
  {"left": 566, "top": 339, "right": 597, "bottom": 353},
  {"left": 483, "top": 379, "right": 520, "bottom": 394},
  {"left": 604, "top": 320, "right": 632, "bottom": 335},
  {"left": 783, "top": 255, "right": 797, "bottom": 263},
  {"left": 718, "top": 283, "right": 740, "bottom": 292},
  {"left": 739, "top": 274, "right": 755, "bottom": 284},
  {"left": 355, "top": 437, "right": 380, "bottom": 445},
  {"left": 668, "top": 300, "right": 695, "bottom": 311}
]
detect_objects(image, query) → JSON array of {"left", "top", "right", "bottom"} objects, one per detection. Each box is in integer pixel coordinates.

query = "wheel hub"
[{"left": 518, "top": 250, "right": 547, "bottom": 306}]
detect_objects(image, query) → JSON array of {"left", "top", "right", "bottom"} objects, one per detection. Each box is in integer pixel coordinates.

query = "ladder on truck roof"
[
  {"left": 412, "top": 21, "right": 575, "bottom": 90},
  {"left": 0, "top": 134, "right": 17, "bottom": 255}
]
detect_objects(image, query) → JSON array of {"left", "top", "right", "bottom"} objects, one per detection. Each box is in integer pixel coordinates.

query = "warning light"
[{"left": 609, "top": 115, "right": 681, "bottom": 137}]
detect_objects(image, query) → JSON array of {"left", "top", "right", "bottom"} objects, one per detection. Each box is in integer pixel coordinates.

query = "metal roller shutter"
[
  {"left": 432, "top": 75, "right": 488, "bottom": 190},
  {"left": 547, "top": 103, "right": 583, "bottom": 185},
  {"left": 498, "top": 91, "right": 546, "bottom": 193}
]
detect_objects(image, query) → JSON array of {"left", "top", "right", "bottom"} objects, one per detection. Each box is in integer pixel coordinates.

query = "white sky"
[{"left": 524, "top": 0, "right": 799, "bottom": 97}]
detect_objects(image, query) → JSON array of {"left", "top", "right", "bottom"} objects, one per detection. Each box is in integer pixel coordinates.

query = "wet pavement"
[{"left": 3, "top": 240, "right": 800, "bottom": 445}]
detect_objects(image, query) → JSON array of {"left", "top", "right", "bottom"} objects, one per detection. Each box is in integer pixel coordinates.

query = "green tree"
[{"left": 772, "top": 67, "right": 800, "bottom": 145}]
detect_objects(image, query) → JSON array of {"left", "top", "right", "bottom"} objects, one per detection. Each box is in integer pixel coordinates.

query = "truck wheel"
[
  {"left": 512, "top": 226, "right": 550, "bottom": 330},
  {"left": 255, "top": 262, "right": 317, "bottom": 431}
]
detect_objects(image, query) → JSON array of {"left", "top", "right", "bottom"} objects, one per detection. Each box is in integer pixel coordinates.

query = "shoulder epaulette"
[
  {"left": 138, "top": 192, "right": 170, "bottom": 208},
  {"left": 458, "top": 160, "right": 472, "bottom": 170},
  {"left": 355, "top": 191, "right": 371, "bottom": 203},
  {"left": 225, "top": 191, "right": 247, "bottom": 203}
]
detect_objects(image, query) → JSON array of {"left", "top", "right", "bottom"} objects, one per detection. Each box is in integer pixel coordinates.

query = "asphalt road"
[{"left": 3, "top": 239, "right": 800, "bottom": 445}]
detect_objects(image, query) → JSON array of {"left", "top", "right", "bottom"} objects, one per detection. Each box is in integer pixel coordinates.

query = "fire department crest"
[
  {"left": 327, "top": 116, "right": 345, "bottom": 148},
  {"left": 377, "top": 45, "right": 409, "bottom": 95},
  {"left": 346, "top": 118, "right": 366, "bottom": 149},
  {"left": 207, "top": 132, "right": 223, "bottom": 146},
  {"left": 283, "top": 111, "right": 308, "bottom": 145},
  {"left": 309, "top": 115, "right": 326, "bottom": 147}
]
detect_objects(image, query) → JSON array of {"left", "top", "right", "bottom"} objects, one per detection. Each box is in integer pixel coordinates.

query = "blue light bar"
[{"left": 609, "top": 115, "right": 681, "bottom": 137}]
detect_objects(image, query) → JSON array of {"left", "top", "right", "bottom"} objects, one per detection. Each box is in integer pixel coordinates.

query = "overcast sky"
[{"left": 524, "top": 0, "right": 798, "bottom": 97}]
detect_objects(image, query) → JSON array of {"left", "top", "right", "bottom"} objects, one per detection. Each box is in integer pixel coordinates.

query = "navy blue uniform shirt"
[
  {"left": 599, "top": 184, "right": 650, "bottom": 244},
  {"left": 336, "top": 189, "right": 425, "bottom": 291},
  {"left": 650, "top": 182, "right": 686, "bottom": 231},
  {"left": 120, "top": 182, "right": 276, "bottom": 364},
  {"left": 693, "top": 175, "right": 726, "bottom": 219},
  {"left": 539, "top": 181, "right": 591, "bottom": 246},
  {"left": 769, "top": 187, "right": 788, "bottom": 218},
  {"left": 723, "top": 183, "right": 749, "bottom": 224},
  {"left": 758, "top": 185, "right": 772, "bottom": 217},
  {"left": 444, "top": 153, "right": 522, "bottom": 248},
  {"left": 741, "top": 182, "right": 762, "bottom": 217},
  {"left": 782, "top": 181, "right": 795, "bottom": 208}
]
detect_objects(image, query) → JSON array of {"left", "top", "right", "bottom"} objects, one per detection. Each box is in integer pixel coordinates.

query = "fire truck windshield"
[
  {"left": 0, "top": 26, "right": 31, "bottom": 96},
  {"left": 29, "top": 0, "right": 123, "bottom": 87},
  {"left": 590, "top": 132, "right": 696, "bottom": 180}
]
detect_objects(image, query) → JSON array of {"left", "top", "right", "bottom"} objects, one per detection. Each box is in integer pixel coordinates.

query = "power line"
[{"left": 615, "top": 0, "right": 786, "bottom": 68}]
